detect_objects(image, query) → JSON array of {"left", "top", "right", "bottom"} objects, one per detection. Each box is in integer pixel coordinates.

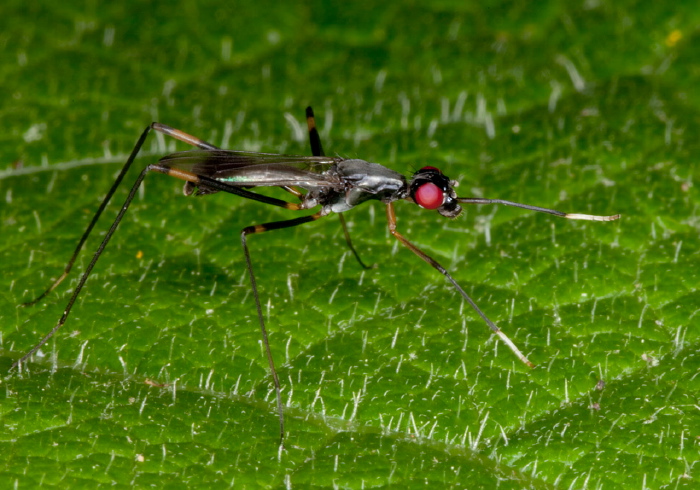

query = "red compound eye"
[
  {"left": 414, "top": 182, "right": 444, "bottom": 209},
  {"left": 420, "top": 166, "right": 441, "bottom": 173}
]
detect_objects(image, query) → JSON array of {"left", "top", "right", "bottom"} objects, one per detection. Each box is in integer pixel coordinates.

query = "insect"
[{"left": 14, "top": 107, "right": 620, "bottom": 442}]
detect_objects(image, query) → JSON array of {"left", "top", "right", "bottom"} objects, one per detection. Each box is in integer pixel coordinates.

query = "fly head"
[{"left": 409, "top": 166, "right": 462, "bottom": 218}]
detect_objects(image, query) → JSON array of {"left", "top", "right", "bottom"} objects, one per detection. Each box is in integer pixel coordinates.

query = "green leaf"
[{"left": 2, "top": 1, "right": 698, "bottom": 488}]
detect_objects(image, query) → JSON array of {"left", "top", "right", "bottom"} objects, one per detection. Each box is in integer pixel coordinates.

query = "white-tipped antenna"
[
  {"left": 565, "top": 213, "right": 620, "bottom": 221},
  {"left": 458, "top": 197, "right": 621, "bottom": 222}
]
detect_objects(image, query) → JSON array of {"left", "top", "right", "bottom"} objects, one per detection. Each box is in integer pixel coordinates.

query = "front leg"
[{"left": 385, "top": 203, "right": 534, "bottom": 368}]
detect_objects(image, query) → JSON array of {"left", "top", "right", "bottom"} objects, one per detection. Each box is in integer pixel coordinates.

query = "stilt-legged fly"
[{"left": 13, "top": 107, "right": 620, "bottom": 442}]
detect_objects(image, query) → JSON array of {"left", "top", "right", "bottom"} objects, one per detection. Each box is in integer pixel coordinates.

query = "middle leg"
[{"left": 240, "top": 211, "right": 325, "bottom": 444}]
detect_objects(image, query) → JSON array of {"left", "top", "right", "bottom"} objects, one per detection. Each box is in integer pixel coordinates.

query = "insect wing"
[{"left": 159, "top": 150, "right": 342, "bottom": 188}]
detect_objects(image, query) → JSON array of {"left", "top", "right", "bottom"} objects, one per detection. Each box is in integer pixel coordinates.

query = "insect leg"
[
  {"left": 151, "top": 122, "right": 220, "bottom": 151},
  {"left": 22, "top": 124, "right": 222, "bottom": 307},
  {"left": 385, "top": 203, "right": 535, "bottom": 368},
  {"left": 15, "top": 122, "right": 230, "bottom": 364},
  {"left": 152, "top": 164, "right": 307, "bottom": 210},
  {"left": 14, "top": 163, "right": 155, "bottom": 368},
  {"left": 241, "top": 212, "right": 325, "bottom": 444},
  {"left": 280, "top": 186, "right": 304, "bottom": 199}
]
